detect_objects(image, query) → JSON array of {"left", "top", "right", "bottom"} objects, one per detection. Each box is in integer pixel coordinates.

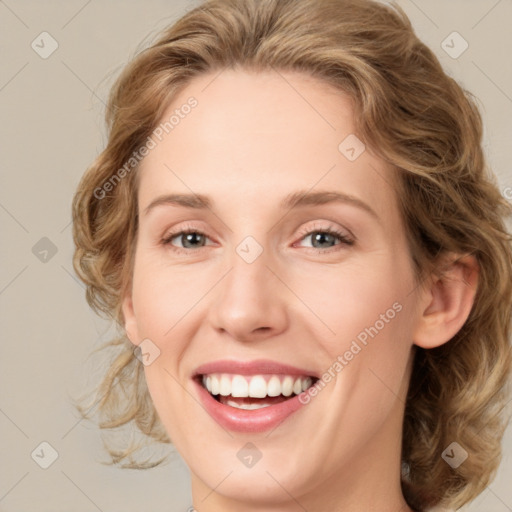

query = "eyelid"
[
  {"left": 161, "top": 221, "right": 216, "bottom": 245},
  {"left": 295, "top": 221, "right": 355, "bottom": 243}
]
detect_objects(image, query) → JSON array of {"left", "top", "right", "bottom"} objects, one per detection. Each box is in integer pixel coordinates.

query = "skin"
[{"left": 122, "top": 69, "right": 478, "bottom": 512}]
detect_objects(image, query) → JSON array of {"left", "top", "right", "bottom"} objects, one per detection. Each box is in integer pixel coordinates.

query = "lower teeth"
[
  {"left": 225, "top": 399, "right": 271, "bottom": 410},
  {"left": 214, "top": 393, "right": 295, "bottom": 410}
]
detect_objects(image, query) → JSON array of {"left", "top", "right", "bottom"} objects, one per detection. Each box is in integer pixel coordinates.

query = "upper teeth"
[{"left": 202, "top": 374, "right": 313, "bottom": 398}]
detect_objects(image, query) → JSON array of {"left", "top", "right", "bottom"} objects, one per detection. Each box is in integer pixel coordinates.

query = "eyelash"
[{"left": 160, "top": 222, "right": 355, "bottom": 256}]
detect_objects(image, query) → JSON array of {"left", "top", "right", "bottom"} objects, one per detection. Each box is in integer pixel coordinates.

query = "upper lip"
[{"left": 193, "top": 359, "right": 319, "bottom": 379}]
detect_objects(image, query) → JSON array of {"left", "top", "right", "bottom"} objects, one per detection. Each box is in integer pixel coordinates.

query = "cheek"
[
  {"left": 306, "top": 256, "right": 417, "bottom": 410},
  {"left": 130, "top": 258, "right": 205, "bottom": 339},
  {"left": 299, "top": 258, "right": 414, "bottom": 352}
]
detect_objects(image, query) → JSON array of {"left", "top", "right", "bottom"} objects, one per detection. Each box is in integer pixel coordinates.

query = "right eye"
[{"left": 161, "top": 228, "right": 215, "bottom": 253}]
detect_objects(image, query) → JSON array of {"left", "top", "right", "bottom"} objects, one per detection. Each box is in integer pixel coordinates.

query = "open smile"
[{"left": 192, "top": 360, "right": 319, "bottom": 432}]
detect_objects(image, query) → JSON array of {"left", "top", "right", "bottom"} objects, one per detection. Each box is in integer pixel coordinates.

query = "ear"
[
  {"left": 413, "top": 253, "right": 479, "bottom": 349},
  {"left": 121, "top": 290, "right": 140, "bottom": 346}
]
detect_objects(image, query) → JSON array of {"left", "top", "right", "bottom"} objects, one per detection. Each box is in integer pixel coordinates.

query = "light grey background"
[{"left": 1, "top": 1, "right": 511, "bottom": 511}]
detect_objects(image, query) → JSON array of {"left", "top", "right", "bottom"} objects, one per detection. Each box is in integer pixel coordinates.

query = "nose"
[{"left": 207, "top": 244, "right": 289, "bottom": 343}]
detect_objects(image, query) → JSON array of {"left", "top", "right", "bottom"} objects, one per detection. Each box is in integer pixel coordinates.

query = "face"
[{"left": 123, "top": 69, "right": 423, "bottom": 509}]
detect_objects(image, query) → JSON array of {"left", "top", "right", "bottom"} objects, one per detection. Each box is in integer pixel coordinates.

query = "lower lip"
[{"left": 193, "top": 378, "right": 309, "bottom": 433}]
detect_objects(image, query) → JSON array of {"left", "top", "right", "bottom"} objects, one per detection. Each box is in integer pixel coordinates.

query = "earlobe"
[
  {"left": 122, "top": 292, "right": 140, "bottom": 346},
  {"left": 413, "top": 253, "right": 479, "bottom": 349}
]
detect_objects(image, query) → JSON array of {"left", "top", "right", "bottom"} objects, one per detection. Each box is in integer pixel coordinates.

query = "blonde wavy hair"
[{"left": 71, "top": 0, "right": 512, "bottom": 510}]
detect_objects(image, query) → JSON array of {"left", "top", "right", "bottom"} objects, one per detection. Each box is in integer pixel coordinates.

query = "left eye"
[{"left": 296, "top": 228, "right": 354, "bottom": 250}]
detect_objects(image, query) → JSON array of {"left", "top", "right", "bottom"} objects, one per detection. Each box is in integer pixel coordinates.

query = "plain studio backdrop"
[{"left": 1, "top": 1, "right": 511, "bottom": 511}]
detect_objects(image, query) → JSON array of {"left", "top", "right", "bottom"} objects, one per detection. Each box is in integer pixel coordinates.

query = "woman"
[{"left": 72, "top": 0, "right": 512, "bottom": 510}]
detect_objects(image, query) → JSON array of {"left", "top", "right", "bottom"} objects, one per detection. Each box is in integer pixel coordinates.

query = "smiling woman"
[{"left": 71, "top": 0, "right": 512, "bottom": 511}]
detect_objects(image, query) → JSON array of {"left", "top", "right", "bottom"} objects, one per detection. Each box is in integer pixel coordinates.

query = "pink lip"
[
  {"left": 193, "top": 378, "right": 311, "bottom": 433},
  {"left": 193, "top": 358, "right": 319, "bottom": 378},
  {"left": 192, "top": 359, "right": 318, "bottom": 433}
]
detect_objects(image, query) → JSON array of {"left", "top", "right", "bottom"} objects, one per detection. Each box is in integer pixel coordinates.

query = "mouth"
[
  {"left": 191, "top": 359, "right": 320, "bottom": 432},
  {"left": 194, "top": 373, "right": 319, "bottom": 410}
]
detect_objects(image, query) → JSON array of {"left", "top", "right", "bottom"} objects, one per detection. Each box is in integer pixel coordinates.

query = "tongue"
[{"left": 218, "top": 395, "right": 291, "bottom": 407}]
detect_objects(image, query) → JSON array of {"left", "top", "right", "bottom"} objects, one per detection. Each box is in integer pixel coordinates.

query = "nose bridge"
[{"left": 208, "top": 236, "right": 288, "bottom": 340}]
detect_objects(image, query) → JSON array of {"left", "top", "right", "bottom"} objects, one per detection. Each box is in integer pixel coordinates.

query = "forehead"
[{"left": 137, "top": 69, "right": 399, "bottom": 224}]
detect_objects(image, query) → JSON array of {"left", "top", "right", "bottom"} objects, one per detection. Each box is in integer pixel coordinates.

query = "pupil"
[
  {"left": 184, "top": 233, "right": 203, "bottom": 248},
  {"left": 313, "top": 232, "right": 334, "bottom": 248}
]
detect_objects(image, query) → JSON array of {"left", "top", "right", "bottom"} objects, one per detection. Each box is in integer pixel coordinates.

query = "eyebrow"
[{"left": 143, "top": 190, "right": 379, "bottom": 220}]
